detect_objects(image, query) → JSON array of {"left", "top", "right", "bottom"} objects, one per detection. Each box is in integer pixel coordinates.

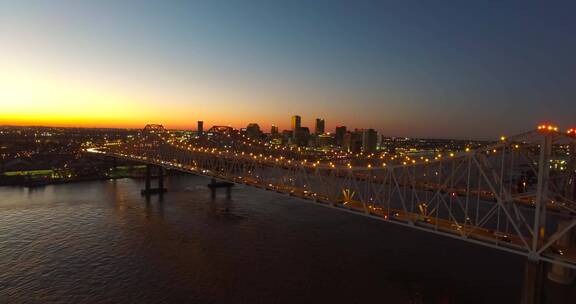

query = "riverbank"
[{"left": 0, "top": 167, "right": 182, "bottom": 187}]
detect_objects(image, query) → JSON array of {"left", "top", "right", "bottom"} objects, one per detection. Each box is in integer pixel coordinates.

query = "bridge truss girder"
[{"left": 99, "top": 128, "right": 576, "bottom": 269}]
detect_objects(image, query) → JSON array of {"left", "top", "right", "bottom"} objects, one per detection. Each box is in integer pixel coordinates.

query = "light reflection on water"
[{"left": 0, "top": 175, "right": 523, "bottom": 303}]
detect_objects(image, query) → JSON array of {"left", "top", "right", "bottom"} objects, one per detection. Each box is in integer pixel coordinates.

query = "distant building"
[
  {"left": 343, "top": 130, "right": 362, "bottom": 153},
  {"left": 246, "top": 123, "right": 261, "bottom": 139},
  {"left": 315, "top": 118, "right": 325, "bottom": 135},
  {"left": 281, "top": 130, "right": 293, "bottom": 145},
  {"left": 197, "top": 121, "right": 204, "bottom": 135},
  {"left": 362, "top": 128, "right": 378, "bottom": 153},
  {"left": 316, "top": 133, "right": 333, "bottom": 148},
  {"left": 295, "top": 127, "right": 310, "bottom": 146},
  {"left": 271, "top": 124, "right": 279, "bottom": 135},
  {"left": 335, "top": 126, "right": 347, "bottom": 147},
  {"left": 291, "top": 115, "right": 301, "bottom": 132}
]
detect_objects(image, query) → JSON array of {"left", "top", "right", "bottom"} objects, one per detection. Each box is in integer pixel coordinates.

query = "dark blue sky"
[{"left": 1, "top": 0, "right": 575, "bottom": 138}]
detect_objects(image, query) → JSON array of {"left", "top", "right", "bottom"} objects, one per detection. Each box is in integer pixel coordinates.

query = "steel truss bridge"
[{"left": 90, "top": 124, "right": 576, "bottom": 274}]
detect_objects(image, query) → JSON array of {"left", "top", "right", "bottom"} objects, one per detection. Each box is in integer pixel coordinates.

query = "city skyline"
[
  {"left": 1, "top": 1, "right": 576, "bottom": 138},
  {"left": 2, "top": 2, "right": 576, "bottom": 301}
]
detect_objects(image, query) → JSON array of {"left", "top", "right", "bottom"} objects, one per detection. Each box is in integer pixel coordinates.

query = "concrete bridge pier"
[
  {"left": 141, "top": 164, "right": 167, "bottom": 196},
  {"left": 208, "top": 178, "right": 234, "bottom": 199},
  {"left": 158, "top": 165, "right": 164, "bottom": 193},
  {"left": 547, "top": 221, "right": 575, "bottom": 285},
  {"left": 521, "top": 222, "right": 575, "bottom": 304},
  {"left": 521, "top": 260, "right": 545, "bottom": 304},
  {"left": 144, "top": 164, "right": 151, "bottom": 192}
]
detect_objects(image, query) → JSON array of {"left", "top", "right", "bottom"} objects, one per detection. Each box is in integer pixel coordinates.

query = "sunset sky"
[{"left": 1, "top": 1, "right": 575, "bottom": 138}]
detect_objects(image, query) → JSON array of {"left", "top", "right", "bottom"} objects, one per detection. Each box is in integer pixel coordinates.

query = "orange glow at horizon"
[
  {"left": 0, "top": 62, "right": 406, "bottom": 134},
  {"left": 0, "top": 65, "right": 257, "bottom": 130},
  {"left": 0, "top": 65, "right": 324, "bottom": 131}
]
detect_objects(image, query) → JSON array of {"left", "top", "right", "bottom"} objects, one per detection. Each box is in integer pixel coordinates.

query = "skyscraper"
[
  {"left": 295, "top": 127, "right": 310, "bottom": 147},
  {"left": 271, "top": 124, "right": 279, "bottom": 135},
  {"left": 335, "top": 126, "right": 347, "bottom": 146},
  {"left": 343, "top": 130, "right": 362, "bottom": 153},
  {"left": 362, "top": 128, "right": 378, "bottom": 153},
  {"left": 315, "top": 118, "right": 325, "bottom": 135},
  {"left": 291, "top": 115, "right": 301, "bottom": 140},
  {"left": 197, "top": 121, "right": 204, "bottom": 135},
  {"left": 291, "top": 115, "right": 301, "bottom": 131}
]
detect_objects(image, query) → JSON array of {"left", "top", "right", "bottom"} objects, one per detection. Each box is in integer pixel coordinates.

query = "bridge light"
[
  {"left": 500, "top": 136, "right": 506, "bottom": 141},
  {"left": 538, "top": 123, "right": 559, "bottom": 132},
  {"left": 567, "top": 128, "right": 576, "bottom": 137}
]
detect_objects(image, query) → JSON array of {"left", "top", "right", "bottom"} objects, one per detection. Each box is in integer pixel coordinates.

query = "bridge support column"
[
  {"left": 521, "top": 260, "right": 545, "bottom": 304},
  {"left": 141, "top": 164, "right": 167, "bottom": 196},
  {"left": 145, "top": 164, "right": 151, "bottom": 193},
  {"left": 548, "top": 220, "right": 575, "bottom": 285},
  {"left": 158, "top": 166, "right": 164, "bottom": 196},
  {"left": 207, "top": 178, "right": 234, "bottom": 199}
]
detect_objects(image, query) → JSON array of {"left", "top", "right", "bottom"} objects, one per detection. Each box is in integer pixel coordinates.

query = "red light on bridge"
[
  {"left": 537, "top": 124, "right": 558, "bottom": 132},
  {"left": 567, "top": 128, "right": 576, "bottom": 137}
]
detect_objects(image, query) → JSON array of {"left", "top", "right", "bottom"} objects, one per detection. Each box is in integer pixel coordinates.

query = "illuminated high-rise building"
[
  {"left": 291, "top": 115, "right": 301, "bottom": 131},
  {"left": 315, "top": 118, "right": 325, "bottom": 135},
  {"left": 291, "top": 115, "right": 301, "bottom": 140}
]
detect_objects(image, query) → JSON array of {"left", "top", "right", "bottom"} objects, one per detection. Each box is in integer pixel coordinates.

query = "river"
[{"left": 0, "top": 175, "right": 526, "bottom": 303}]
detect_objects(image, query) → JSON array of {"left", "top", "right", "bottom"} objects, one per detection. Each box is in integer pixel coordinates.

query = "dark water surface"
[{"left": 0, "top": 175, "right": 525, "bottom": 303}]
